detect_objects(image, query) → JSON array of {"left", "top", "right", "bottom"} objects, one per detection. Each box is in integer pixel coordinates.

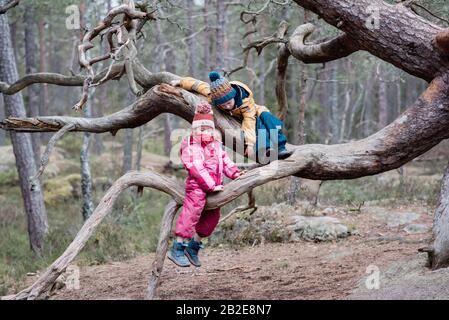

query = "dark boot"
[
  {"left": 185, "top": 239, "right": 204, "bottom": 267},
  {"left": 167, "top": 241, "right": 190, "bottom": 267}
]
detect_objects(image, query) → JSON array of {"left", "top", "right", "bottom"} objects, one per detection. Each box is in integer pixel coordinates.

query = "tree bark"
[
  {"left": 293, "top": 0, "right": 449, "bottom": 82},
  {"left": 378, "top": 64, "right": 388, "bottom": 130},
  {"left": 0, "top": 95, "right": 4, "bottom": 145},
  {"left": 38, "top": 17, "right": 49, "bottom": 142},
  {"left": 428, "top": 162, "right": 449, "bottom": 269},
  {"left": 24, "top": 2, "right": 41, "bottom": 164},
  {"left": 329, "top": 62, "right": 339, "bottom": 143},
  {"left": 0, "top": 9, "right": 48, "bottom": 253},
  {"left": 122, "top": 128, "right": 134, "bottom": 174},
  {"left": 80, "top": 92, "right": 94, "bottom": 221},
  {"left": 145, "top": 200, "right": 180, "bottom": 299}
]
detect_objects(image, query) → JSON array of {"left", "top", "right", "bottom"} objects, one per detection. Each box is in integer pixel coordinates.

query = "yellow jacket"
[{"left": 179, "top": 77, "right": 269, "bottom": 146}]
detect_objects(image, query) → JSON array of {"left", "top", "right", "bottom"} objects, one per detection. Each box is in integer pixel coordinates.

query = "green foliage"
[
  {"left": 320, "top": 175, "right": 441, "bottom": 207},
  {"left": 0, "top": 169, "right": 18, "bottom": 187}
]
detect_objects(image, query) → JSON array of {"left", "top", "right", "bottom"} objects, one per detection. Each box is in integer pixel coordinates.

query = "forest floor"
[{"left": 47, "top": 203, "right": 435, "bottom": 300}]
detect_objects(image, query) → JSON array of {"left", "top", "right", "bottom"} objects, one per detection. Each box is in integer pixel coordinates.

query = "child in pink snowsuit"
[{"left": 168, "top": 103, "right": 242, "bottom": 268}]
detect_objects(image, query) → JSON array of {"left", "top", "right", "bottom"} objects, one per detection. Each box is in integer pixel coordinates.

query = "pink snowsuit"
[{"left": 175, "top": 135, "right": 240, "bottom": 239}]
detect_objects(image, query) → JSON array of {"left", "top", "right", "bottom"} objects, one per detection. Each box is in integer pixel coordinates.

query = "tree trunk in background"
[
  {"left": 258, "top": 17, "right": 266, "bottom": 105},
  {"left": 39, "top": 17, "right": 49, "bottom": 142},
  {"left": 122, "top": 128, "right": 134, "bottom": 174},
  {"left": 378, "top": 64, "right": 388, "bottom": 130},
  {"left": 396, "top": 74, "right": 402, "bottom": 119},
  {"left": 339, "top": 60, "right": 353, "bottom": 141},
  {"left": 186, "top": 0, "right": 197, "bottom": 77},
  {"left": 429, "top": 162, "right": 449, "bottom": 269},
  {"left": 203, "top": 0, "right": 211, "bottom": 72},
  {"left": 0, "top": 10, "right": 48, "bottom": 253},
  {"left": 79, "top": 0, "right": 93, "bottom": 221},
  {"left": 154, "top": 0, "right": 173, "bottom": 156},
  {"left": 24, "top": 2, "right": 42, "bottom": 164},
  {"left": 0, "top": 96, "right": 5, "bottom": 145},
  {"left": 215, "top": 0, "right": 226, "bottom": 70},
  {"left": 297, "top": 64, "right": 309, "bottom": 145},
  {"left": 80, "top": 92, "right": 94, "bottom": 221},
  {"left": 288, "top": 9, "right": 311, "bottom": 205},
  {"left": 8, "top": 18, "right": 18, "bottom": 62},
  {"left": 135, "top": 126, "right": 143, "bottom": 171},
  {"left": 318, "top": 64, "right": 330, "bottom": 144},
  {"left": 93, "top": 2, "right": 106, "bottom": 155},
  {"left": 122, "top": 129, "right": 134, "bottom": 172},
  {"left": 329, "top": 62, "right": 339, "bottom": 143},
  {"left": 163, "top": 48, "right": 175, "bottom": 156},
  {"left": 361, "top": 65, "right": 374, "bottom": 137}
]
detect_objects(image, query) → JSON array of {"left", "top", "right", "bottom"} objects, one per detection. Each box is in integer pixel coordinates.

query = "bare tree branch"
[
  {"left": 0, "top": 0, "right": 19, "bottom": 14},
  {"left": 0, "top": 62, "right": 125, "bottom": 95},
  {"left": 288, "top": 23, "right": 359, "bottom": 64},
  {"left": 31, "top": 124, "right": 76, "bottom": 189}
]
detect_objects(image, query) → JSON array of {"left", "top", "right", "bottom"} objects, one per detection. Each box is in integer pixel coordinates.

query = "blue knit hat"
[{"left": 208, "top": 71, "right": 237, "bottom": 106}]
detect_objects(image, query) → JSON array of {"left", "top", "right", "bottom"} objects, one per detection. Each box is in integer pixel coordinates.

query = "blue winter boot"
[
  {"left": 167, "top": 241, "right": 190, "bottom": 267},
  {"left": 185, "top": 239, "right": 204, "bottom": 267}
]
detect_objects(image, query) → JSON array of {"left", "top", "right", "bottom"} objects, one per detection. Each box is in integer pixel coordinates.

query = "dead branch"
[
  {"left": 31, "top": 123, "right": 76, "bottom": 187},
  {"left": 0, "top": 62, "right": 125, "bottom": 95},
  {"left": 240, "top": 0, "right": 291, "bottom": 24},
  {"left": 288, "top": 23, "right": 359, "bottom": 64},
  {"left": 226, "top": 21, "right": 289, "bottom": 77},
  {"left": 219, "top": 191, "right": 257, "bottom": 224},
  {"left": 145, "top": 200, "right": 180, "bottom": 300},
  {"left": 0, "top": 0, "right": 19, "bottom": 14}
]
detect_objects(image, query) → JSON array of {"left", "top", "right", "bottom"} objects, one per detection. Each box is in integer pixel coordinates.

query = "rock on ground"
[{"left": 211, "top": 203, "right": 354, "bottom": 245}]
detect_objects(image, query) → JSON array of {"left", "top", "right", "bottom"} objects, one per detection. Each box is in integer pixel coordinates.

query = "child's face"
[
  {"left": 218, "top": 99, "right": 235, "bottom": 111},
  {"left": 193, "top": 126, "right": 215, "bottom": 141}
]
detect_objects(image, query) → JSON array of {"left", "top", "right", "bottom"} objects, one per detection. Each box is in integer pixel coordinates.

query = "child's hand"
[
  {"left": 213, "top": 185, "right": 224, "bottom": 192},
  {"left": 239, "top": 170, "right": 247, "bottom": 178},
  {"left": 170, "top": 79, "right": 181, "bottom": 87},
  {"left": 245, "top": 147, "right": 255, "bottom": 159}
]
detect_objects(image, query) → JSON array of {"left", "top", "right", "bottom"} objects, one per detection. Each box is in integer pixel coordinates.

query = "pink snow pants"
[{"left": 175, "top": 184, "right": 220, "bottom": 239}]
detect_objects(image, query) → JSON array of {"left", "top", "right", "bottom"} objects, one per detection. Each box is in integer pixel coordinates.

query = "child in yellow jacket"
[{"left": 171, "top": 71, "right": 292, "bottom": 162}]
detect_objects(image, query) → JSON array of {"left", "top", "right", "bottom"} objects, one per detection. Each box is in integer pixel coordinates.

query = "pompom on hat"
[
  {"left": 208, "top": 71, "right": 237, "bottom": 107},
  {"left": 192, "top": 102, "right": 215, "bottom": 129}
]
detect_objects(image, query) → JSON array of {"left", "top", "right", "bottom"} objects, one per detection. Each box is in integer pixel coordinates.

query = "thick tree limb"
[
  {"left": 288, "top": 23, "right": 359, "bottom": 64},
  {"left": 293, "top": 0, "right": 449, "bottom": 81},
  {"left": 3, "top": 73, "right": 449, "bottom": 181}
]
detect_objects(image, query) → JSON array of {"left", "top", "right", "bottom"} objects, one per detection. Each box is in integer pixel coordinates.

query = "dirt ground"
[{"left": 47, "top": 204, "right": 434, "bottom": 300}]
